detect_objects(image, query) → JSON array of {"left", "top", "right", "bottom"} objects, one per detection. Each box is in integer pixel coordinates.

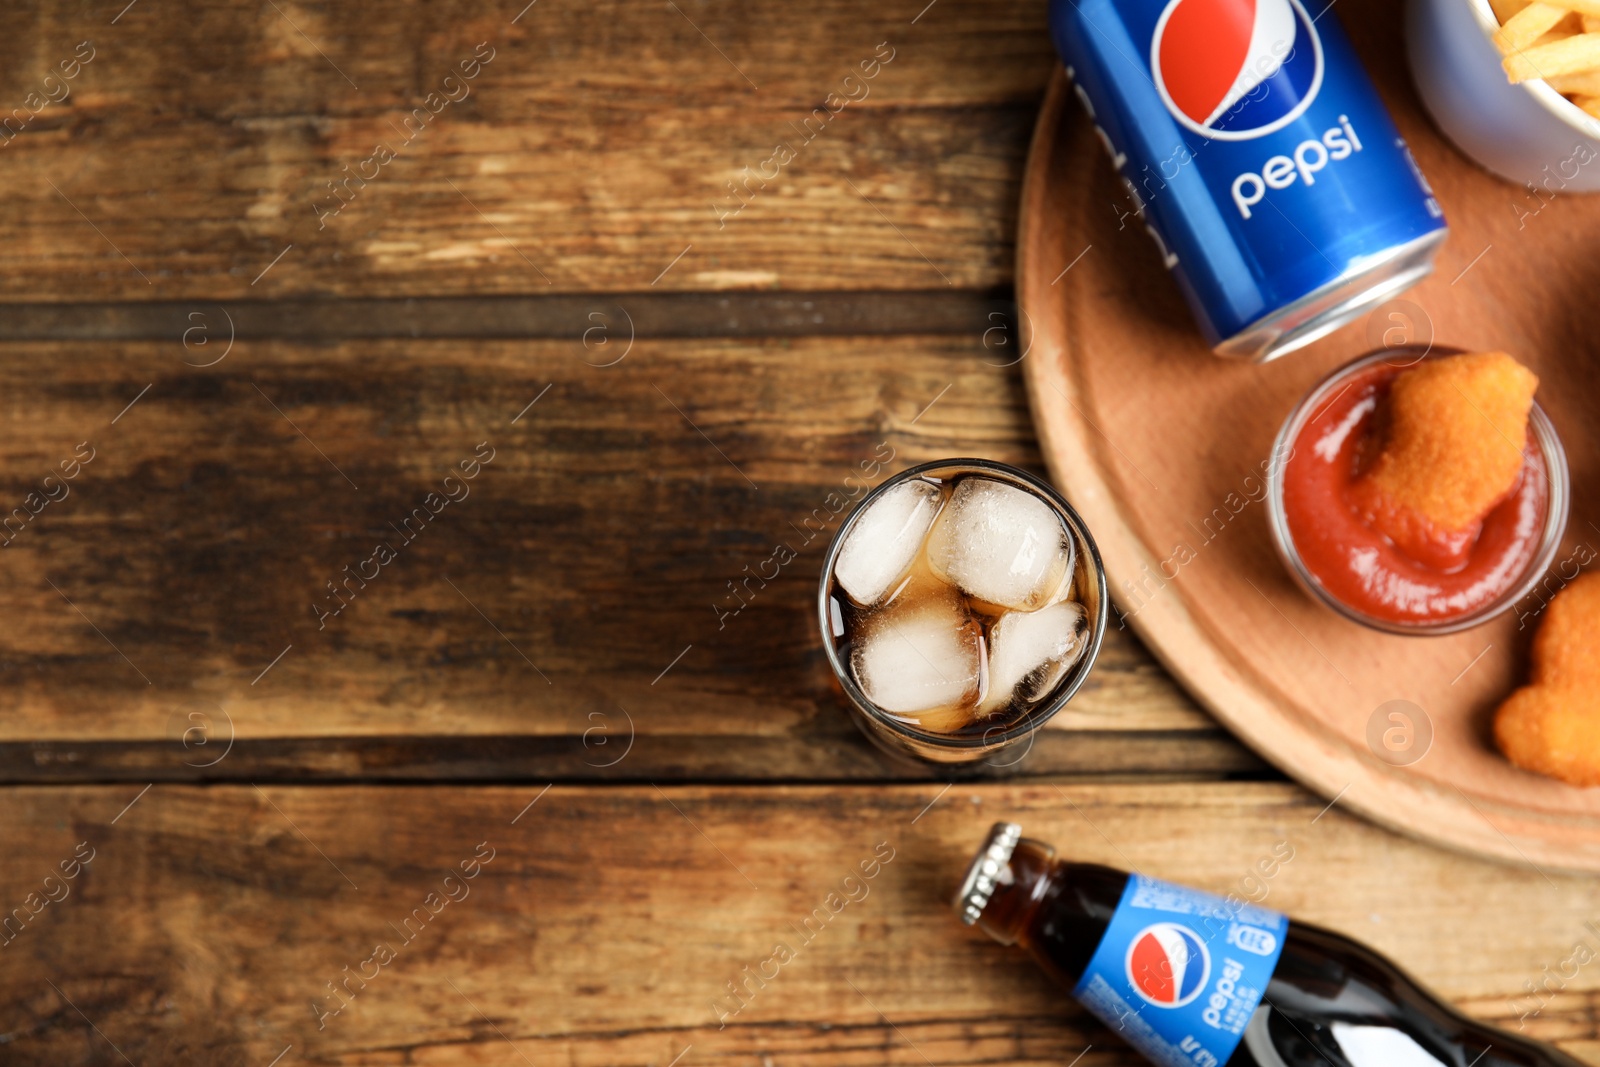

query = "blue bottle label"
[{"left": 1073, "top": 874, "right": 1287, "bottom": 1067}]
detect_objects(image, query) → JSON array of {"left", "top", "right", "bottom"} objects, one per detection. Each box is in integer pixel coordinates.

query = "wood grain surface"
[
  {"left": 0, "top": 781, "right": 1596, "bottom": 1067},
  {"left": 1, "top": 0, "right": 1592, "bottom": 1063},
  {"left": 0, "top": 332, "right": 1242, "bottom": 782},
  {"left": 0, "top": 0, "right": 1056, "bottom": 300}
]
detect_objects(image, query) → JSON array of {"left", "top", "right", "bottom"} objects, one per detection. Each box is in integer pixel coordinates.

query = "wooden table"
[{"left": 0, "top": 1, "right": 1595, "bottom": 1064}]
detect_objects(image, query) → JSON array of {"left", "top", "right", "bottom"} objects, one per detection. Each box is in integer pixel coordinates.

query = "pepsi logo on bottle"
[
  {"left": 1126, "top": 922, "right": 1211, "bottom": 1007},
  {"left": 1048, "top": 0, "right": 1447, "bottom": 362},
  {"left": 1072, "top": 875, "right": 1288, "bottom": 1067}
]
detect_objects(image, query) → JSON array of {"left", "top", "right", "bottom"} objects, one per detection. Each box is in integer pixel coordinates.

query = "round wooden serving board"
[{"left": 1019, "top": 8, "right": 1600, "bottom": 870}]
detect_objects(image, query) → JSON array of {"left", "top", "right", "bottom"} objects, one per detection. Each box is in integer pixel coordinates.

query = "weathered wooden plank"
[
  {"left": 0, "top": 335, "right": 1221, "bottom": 780},
  {"left": 0, "top": 292, "right": 1010, "bottom": 342},
  {"left": 8, "top": 107, "right": 1033, "bottom": 298},
  {"left": 0, "top": 781, "right": 1594, "bottom": 1065},
  {"left": 2, "top": 0, "right": 1052, "bottom": 110},
  {"left": 0, "top": 0, "right": 1056, "bottom": 300}
]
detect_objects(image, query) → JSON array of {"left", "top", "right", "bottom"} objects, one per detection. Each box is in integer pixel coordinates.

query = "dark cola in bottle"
[{"left": 955, "top": 823, "right": 1584, "bottom": 1067}]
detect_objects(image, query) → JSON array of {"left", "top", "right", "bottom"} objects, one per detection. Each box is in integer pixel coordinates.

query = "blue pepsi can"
[{"left": 1049, "top": 0, "right": 1449, "bottom": 361}]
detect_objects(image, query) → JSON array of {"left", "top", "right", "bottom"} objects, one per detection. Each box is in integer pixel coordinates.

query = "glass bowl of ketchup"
[{"left": 1266, "top": 346, "right": 1570, "bottom": 635}]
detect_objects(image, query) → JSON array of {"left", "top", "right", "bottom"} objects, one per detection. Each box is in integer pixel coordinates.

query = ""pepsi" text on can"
[{"left": 1049, "top": 0, "right": 1449, "bottom": 361}]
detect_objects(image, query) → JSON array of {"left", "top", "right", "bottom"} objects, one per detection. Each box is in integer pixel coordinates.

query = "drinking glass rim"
[
  {"left": 1264, "top": 347, "right": 1571, "bottom": 636},
  {"left": 816, "top": 457, "right": 1110, "bottom": 750}
]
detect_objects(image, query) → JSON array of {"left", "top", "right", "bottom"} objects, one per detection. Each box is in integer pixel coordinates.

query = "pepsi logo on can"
[
  {"left": 1048, "top": 0, "right": 1448, "bottom": 362},
  {"left": 1152, "top": 0, "right": 1323, "bottom": 140},
  {"left": 1126, "top": 922, "right": 1211, "bottom": 1007}
]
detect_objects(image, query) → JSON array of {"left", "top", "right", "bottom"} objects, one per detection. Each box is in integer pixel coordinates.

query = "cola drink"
[
  {"left": 818, "top": 459, "right": 1108, "bottom": 766},
  {"left": 956, "top": 823, "right": 1584, "bottom": 1067}
]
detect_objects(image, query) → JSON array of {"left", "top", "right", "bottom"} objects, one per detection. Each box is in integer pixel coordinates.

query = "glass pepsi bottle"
[{"left": 956, "top": 823, "right": 1585, "bottom": 1067}]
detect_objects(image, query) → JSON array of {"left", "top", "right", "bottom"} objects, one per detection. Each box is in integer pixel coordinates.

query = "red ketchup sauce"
[{"left": 1281, "top": 361, "right": 1548, "bottom": 625}]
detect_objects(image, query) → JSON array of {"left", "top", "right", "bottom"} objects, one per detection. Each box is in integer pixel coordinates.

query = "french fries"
[
  {"left": 1504, "top": 33, "right": 1600, "bottom": 81},
  {"left": 1507, "top": 0, "right": 1600, "bottom": 16},
  {"left": 1489, "top": 0, "right": 1530, "bottom": 23},
  {"left": 1495, "top": 3, "right": 1569, "bottom": 53},
  {"left": 1493, "top": 0, "right": 1600, "bottom": 109},
  {"left": 1546, "top": 68, "right": 1600, "bottom": 92}
]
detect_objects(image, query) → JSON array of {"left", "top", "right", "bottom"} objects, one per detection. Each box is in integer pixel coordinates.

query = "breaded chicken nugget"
[
  {"left": 1350, "top": 352, "right": 1538, "bottom": 571},
  {"left": 1531, "top": 570, "right": 1600, "bottom": 687},
  {"left": 1495, "top": 572, "right": 1600, "bottom": 786},
  {"left": 1495, "top": 686, "right": 1600, "bottom": 788}
]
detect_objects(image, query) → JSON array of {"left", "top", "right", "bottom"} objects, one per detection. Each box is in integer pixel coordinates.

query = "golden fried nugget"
[
  {"left": 1349, "top": 352, "right": 1538, "bottom": 570},
  {"left": 1495, "top": 573, "right": 1600, "bottom": 786},
  {"left": 1532, "top": 571, "right": 1600, "bottom": 686},
  {"left": 1495, "top": 686, "right": 1600, "bottom": 787}
]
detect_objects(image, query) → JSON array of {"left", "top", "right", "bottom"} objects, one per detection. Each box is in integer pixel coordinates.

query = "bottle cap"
[{"left": 954, "top": 821, "right": 1021, "bottom": 925}]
